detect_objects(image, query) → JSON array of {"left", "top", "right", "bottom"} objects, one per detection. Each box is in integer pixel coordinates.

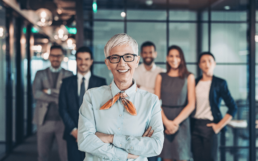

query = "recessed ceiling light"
[
  {"left": 146, "top": 0, "right": 153, "bottom": 6},
  {"left": 224, "top": 6, "right": 230, "bottom": 10}
]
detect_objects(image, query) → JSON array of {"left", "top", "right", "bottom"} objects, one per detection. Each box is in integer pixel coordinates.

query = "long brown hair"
[{"left": 166, "top": 45, "right": 190, "bottom": 78}]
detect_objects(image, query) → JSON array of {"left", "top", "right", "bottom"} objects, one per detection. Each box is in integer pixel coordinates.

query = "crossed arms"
[{"left": 77, "top": 92, "right": 164, "bottom": 160}]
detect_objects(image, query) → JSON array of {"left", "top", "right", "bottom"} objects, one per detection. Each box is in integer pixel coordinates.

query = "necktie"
[
  {"left": 100, "top": 92, "right": 137, "bottom": 116},
  {"left": 79, "top": 77, "right": 85, "bottom": 106}
]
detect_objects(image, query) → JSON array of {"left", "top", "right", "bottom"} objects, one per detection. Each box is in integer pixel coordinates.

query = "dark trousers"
[
  {"left": 191, "top": 119, "right": 218, "bottom": 161},
  {"left": 66, "top": 136, "right": 85, "bottom": 161},
  {"left": 148, "top": 156, "right": 158, "bottom": 161}
]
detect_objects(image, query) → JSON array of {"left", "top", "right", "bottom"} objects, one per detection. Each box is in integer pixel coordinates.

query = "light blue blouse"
[{"left": 78, "top": 80, "right": 164, "bottom": 161}]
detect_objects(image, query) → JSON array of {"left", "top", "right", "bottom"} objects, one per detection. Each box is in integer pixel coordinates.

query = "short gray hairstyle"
[{"left": 104, "top": 33, "right": 138, "bottom": 58}]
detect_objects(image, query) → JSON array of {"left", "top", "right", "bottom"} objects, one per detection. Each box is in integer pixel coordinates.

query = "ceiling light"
[
  {"left": 146, "top": 0, "right": 153, "bottom": 6},
  {"left": 57, "top": 9, "right": 62, "bottom": 14},
  {"left": 32, "top": 45, "right": 42, "bottom": 52},
  {"left": 64, "top": 57, "right": 69, "bottom": 62},
  {"left": 224, "top": 6, "right": 230, "bottom": 10},
  {"left": 255, "top": 35, "right": 258, "bottom": 42},
  {"left": 54, "top": 15, "right": 59, "bottom": 21},
  {"left": 42, "top": 52, "right": 49, "bottom": 60},
  {"left": 54, "top": 25, "right": 68, "bottom": 41},
  {"left": 0, "top": 27, "right": 4, "bottom": 37},
  {"left": 36, "top": 8, "right": 52, "bottom": 26},
  {"left": 121, "top": 12, "right": 126, "bottom": 18}
]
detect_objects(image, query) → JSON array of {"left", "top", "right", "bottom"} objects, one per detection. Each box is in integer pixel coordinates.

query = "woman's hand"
[
  {"left": 207, "top": 123, "right": 221, "bottom": 134},
  {"left": 142, "top": 126, "right": 154, "bottom": 137},
  {"left": 165, "top": 120, "right": 179, "bottom": 135},
  {"left": 128, "top": 153, "right": 139, "bottom": 159}
]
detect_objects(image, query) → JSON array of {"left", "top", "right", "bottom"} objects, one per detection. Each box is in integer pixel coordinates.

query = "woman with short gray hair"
[{"left": 77, "top": 33, "right": 164, "bottom": 161}]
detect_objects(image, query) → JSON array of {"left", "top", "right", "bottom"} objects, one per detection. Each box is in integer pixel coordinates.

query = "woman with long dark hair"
[{"left": 155, "top": 45, "right": 195, "bottom": 161}]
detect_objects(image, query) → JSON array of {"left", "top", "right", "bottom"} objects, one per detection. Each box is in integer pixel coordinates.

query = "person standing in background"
[
  {"left": 134, "top": 41, "right": 165, "bottom": 94},
  {"left": 191, "top": 52, "right": 237, "bottom": 161},
  {"left": 155, "top": 45, "right": 195, "bottom": 161},
  {"left": 33, "top": 44, "right": 73, "bottom": 161},
  {"left": 59, "top": 46, "right": 107, "bottom": 161}
]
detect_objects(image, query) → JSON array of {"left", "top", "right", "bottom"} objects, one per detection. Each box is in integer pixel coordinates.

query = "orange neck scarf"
[{"left": 100, "top": 91, "right": 137, "bottom": 116}]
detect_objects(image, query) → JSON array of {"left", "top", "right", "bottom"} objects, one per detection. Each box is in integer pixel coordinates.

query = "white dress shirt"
[
  {"left": 194, "top": 80, "right": 214, "bottom": 121},
  {"left": 77, "top": 71, "right": 91, "bottom": 96},
  {"left": 134, "top": 64, "right": 165, "bottom": 94}
]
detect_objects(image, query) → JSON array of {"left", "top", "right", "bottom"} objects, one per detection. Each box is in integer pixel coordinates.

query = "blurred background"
[{"left": 0, "top": 0, "right": 257, "bottom": 160}]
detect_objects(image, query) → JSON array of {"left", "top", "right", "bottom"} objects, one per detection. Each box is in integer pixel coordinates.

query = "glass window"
[
  {"left": 169, "top": 10, "right": 197, "bottom": 21},
  {"left": 127, "top": 10, "right": 166, "bottom": 20},
  {"left": 0, "top": 2, "right": 6, "bottom": 155},
  {"left": 169, "top": 23, "right": 197, "bottom": 62},
  {"left": 213, "top": 65, "right": 247, "bottom": 101},
  {"left": 93, "top": 22, "right": 124, "bottom": 62},
  {"left": 127, "top": 22, "right": 166, "bottom": 62},
  {"left": 93, "top": 64, "right": 113, "bottom": 84},
  {"left": 211, "top": 23, "right": 248, "bottom": 63},
  {"left": 211, "top": 11, "right": 247, "bottom": 21},
  {"left": 93, "top": 9, "right": 125, "bottom": 20}
]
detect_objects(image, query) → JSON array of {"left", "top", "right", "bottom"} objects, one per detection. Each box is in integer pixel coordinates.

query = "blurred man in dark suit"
[{"left": 59, "top": 46, "right": 107, "bottom": 161}]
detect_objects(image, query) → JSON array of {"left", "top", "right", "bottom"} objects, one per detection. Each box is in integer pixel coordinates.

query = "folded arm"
[
  {"left": 112, "top": 96, "right": 164, "bottom": 157},
  {"left": 77, "top": 92, "right": 129, "bottom": 161},
  {"left": 32, "top": 72, "right": 57, "bottom": 103}
]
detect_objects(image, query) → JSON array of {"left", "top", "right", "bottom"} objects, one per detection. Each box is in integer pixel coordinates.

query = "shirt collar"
[
  {"left": 142, "top": 63, "right": 156, "bottom": 72},
  {"left": 49, "top": 66, "right": 62, "bottom": 73},
  {"left": 111, "top": 79, "right": 137, "bottom": 98},
  {"left": 77, "top": 71, "right": 91, "bottom": 80}
]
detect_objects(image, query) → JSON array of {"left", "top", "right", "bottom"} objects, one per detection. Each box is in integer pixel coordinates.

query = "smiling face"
[
  {"left": 105, "top": 44, "right": 140, "bottom": 85},
  {"left": 76, "top": 52, "right": 93, "bottom": 75},
  {"left": 199, "top": 54, "right": 216, "bottom": 76},
  {"left": 166, "top": 49, "right": 181, "bottom": 70},
  {"left": 49, "top": 48, "right": 64, "bottom": 68},
  {"left": 141, "top": 46, "right": 157, "bottom": 66}
]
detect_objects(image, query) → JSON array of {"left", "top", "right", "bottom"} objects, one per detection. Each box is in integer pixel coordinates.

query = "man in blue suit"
[{"left": 59, "top": 46, "right": 107, "bottom": 161}]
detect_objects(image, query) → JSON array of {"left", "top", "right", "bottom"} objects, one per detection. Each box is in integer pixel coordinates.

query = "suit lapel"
[
  {"left": 88, "top": 75, "right": 95, "bottom": 89},
  {"left": 74, "top": 75, "right": 79, "bottom": 106},
  {"left": 47, "top": 68, "right": 53, "bottom": 87},
  {"left": 56, "top": 69, "right": 64, "bottom": 89}
]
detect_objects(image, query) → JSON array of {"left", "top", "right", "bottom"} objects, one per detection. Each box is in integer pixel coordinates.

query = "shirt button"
[
  {"left": 119, "top": 114, "right": 122, "bottom": 117},
  {"left": 131, "top": 147, "right": 133, "bottom": 149},
  {"left": 119, "top": 144, "right": 122, "bottom": 147},
  {"left": 118, "top": 128, "right": 120, "bottom": 130}
]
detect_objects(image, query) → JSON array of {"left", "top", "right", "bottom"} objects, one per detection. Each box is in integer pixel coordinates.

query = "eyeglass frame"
[{"left": 106, "top": 53, "right": 138, "bottom": 64}]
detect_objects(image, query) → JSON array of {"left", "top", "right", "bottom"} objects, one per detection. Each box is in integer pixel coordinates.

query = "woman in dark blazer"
[{"left": 191, "top": 52, "right": 237, "bottom": 161}]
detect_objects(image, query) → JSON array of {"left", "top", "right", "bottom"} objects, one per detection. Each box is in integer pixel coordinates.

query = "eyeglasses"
[
  {"left": 49, "top": 54, "right": 63, "bottom": 58},
  {"left": 106, "top": 54, "right": 137, "bottom": 64}
]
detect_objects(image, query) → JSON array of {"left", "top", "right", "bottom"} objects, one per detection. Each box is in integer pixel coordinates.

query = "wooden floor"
[{"left": 3, "top": 134, "right": 59, "bottom": 161}]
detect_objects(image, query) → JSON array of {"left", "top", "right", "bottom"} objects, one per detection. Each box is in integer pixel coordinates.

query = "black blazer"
[
  {"left": 59, "top": 74, "right": 107, "bottom": 140},
  {"left": 195, "top": 75, "right": 237, "bottom": 124}
]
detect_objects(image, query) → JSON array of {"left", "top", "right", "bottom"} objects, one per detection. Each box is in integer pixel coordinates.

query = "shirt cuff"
[
  {"left": 70, "top": 128, "right": 77, "bottom": 135},
  {"left": 114, "top": 146, "right": 128, "bottom": 161},
  {"left": 113, "top": 134, "right": 130, "bottom": 150}
]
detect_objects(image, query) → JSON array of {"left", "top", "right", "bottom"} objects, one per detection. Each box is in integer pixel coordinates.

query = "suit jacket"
[
  {"left": 59, "top": 74, "right": 107, "bottom": 140},
  {"left": 32, "top": 68, "right": 73, "bottom": 125},
  {"left": 195, "top": 75, "right": 237, "bottom": 131}
]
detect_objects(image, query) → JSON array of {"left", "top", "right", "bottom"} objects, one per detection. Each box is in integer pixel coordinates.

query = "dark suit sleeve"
[
  {"left": 220, "top": 80, "right": 238, "bottom": 117},
  {"left": 33, "top": 71, "right": 57, "bottom": 103},
  {"left": 59, "top": 80, "right": 77, "bottom": 133}
]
